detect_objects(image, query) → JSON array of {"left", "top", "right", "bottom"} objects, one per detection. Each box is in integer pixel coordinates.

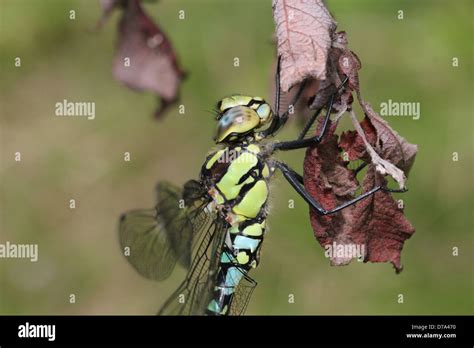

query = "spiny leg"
[
  {"left": 274, "top": 77, "right": 349, "bottom": 151},
  {"left": 274, "top": 55, "right": 282, "bottom": 118},
  {"left": 275, "top": 161, "right": 406, "bottom": 215},
  {"left": 297, "top": 107, "right": 322, "bottom": 141},
  {"left": 297, "top": 76, "right": 349, "bottom": 140},
  {"left": 293, "top": 169, "right": 304, "bottom": 184},
  {"left": 273, "top": 92, "right": 335, "bottom": 151}
]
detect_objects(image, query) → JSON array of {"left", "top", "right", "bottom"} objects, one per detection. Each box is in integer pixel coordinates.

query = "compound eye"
[
  {"left": 216, "top": 107, "right": 231, "bottom": 120},
  {"left": 256, "top": 104, "right": 271, "bottom": 121},
  {"left": 219, "top": 113, "right": 234, "bottom": 127}
]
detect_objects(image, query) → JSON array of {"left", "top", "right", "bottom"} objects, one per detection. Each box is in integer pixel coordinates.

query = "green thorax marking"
[{"left": 201, "top": 143, "right": 269, "bottom": 219}]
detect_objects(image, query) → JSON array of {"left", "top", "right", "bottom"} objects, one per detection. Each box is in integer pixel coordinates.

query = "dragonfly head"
[{"left": 214, "top": 95, "right": 273, "bottom": 143}]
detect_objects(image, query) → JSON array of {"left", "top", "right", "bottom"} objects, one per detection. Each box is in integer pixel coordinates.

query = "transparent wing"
[
  {"left": 118, "top": 180, "right": 209, "bottom": 281},
  {"left": 158, "top": 218, "right": 227, "bottom": 315},
  {"left": 157, "top": 181, "right": 209, "bottom": 268},
  {"left": 228, "top": 272, "right": 257, "bottom": 316}
]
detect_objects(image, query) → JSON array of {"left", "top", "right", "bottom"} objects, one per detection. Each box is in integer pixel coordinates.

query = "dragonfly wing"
[
  {"left": 158, "top": 218, "right": 227, "bottom": 315},
  {"left": 118, "top": 181, "right": 209, "bottom": 281},
  {"left": 155, "top": 181, "right": 208, "bottom": 269},
  {"left": 119, "top": 208, "right": 178, "bottom": 280},
  {"left": 228, "top": 272, "right": 257, "bottom": 315}
]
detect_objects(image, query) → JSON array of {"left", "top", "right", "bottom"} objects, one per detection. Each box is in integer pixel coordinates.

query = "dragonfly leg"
[
  {"left": 273, "top": 76, "right": 349, "bottom": 151},
  {"left": 275, "top": 161, "right": 407, "bottom": 215},
  {"left": 297, "top": 76, "right": 349, "bottom": 140}
]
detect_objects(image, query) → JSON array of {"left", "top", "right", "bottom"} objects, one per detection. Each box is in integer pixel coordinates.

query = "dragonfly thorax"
[{"left": 201, "top": 143, "right": 273, "bottom": 223}]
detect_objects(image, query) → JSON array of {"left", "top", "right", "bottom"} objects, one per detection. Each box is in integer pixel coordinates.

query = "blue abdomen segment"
[{"left": 206, "top": 220, "right": 266, "bottom": 315}]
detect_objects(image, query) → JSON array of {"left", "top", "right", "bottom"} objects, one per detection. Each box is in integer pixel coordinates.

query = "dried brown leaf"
[
  {"left": 98, "top": 0, "right": 185, "bottom": 118},
  {"left": 290, "top": 0, "right": 418, "bottom": 272},
  {"left": 309, "top": 31, "right": 359, "bottom": 111},
  {"left": 272, "top": 0, "right": 336, "bottom": 92},
  {"left": 303, "top": 119, "right": 360, "bottom": 266},
  {"left": 359, "top": 101, "right": 418, "bottom": 174},
  {"left": 348, "top": 165, "right": 415, "bottom": 273},
  {"left": 305, "top": 119, "right": 416, "bottom": 271},
  {"left": 348, "top": 110, "right": 408, "bottom": 189},
  {"left": 339, "top": 116, "right": 377, "bottom": 162}
]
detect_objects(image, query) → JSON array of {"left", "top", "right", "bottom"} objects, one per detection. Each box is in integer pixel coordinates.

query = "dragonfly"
[{"left": 118, "top": 58, "right": 406, "bottom": 315}]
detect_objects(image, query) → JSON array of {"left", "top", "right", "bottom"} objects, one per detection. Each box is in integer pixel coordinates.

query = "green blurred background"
[{"left": 0, "top": 0, "right": 472, "bottom": 315}]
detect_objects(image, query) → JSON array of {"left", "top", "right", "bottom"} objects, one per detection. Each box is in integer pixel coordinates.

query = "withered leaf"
[
  {"left": 279, "top": 0, "right": 418, "bottom": 273},
  {"left": 305, "top": 112, "right": 416, "bottom": 271},
  {"left": 98, "top": 0, "right": 185, "bottom": 118},
  {"left": 304, "top": 131, "right": 415, "bottom": 271},
  {"left": 309, "top": 31, "right": 359, "bottom": 112},
  {"left": 359, "top": 101, "right": 418, "bottom": 175},
  {"left": 334, "top": 31, "right": 361, "bottom": 93},
  {"left": 272, "top": 0, "right": 336, "bottom": 92},
  {"left": 348, "top": 166, "right": 415, "bottom": 273},
  {"left": 305, "top": 120, "right": 359, "bottom": 199},
  {"left": 348, "top": 110, "right": 408, "bottom": 189},
  {"left": 341, "top": 113, "right": 415, "bottom": 271},
  {"left": 304, "top": 121, "right": 359, "bottom": 267},
  {"left": 310, "top": 28, "right": 416, "bottom": 189},
  {"left": 339, "top": 116, "right": 377, "bottom": 162}
]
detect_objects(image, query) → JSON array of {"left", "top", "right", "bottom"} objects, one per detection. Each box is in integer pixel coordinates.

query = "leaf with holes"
[
  {"left": 339, "top": 115, "right": 416, "bottom": 272},
  {"left": 299, "top": 13, "right": 417, "bottom": 271},
  {"left": 304, "top": 114, "right": 416, "bottom": 271},
  {"left": 303, "top": 119, "right": 360, "bottom": 267}
]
